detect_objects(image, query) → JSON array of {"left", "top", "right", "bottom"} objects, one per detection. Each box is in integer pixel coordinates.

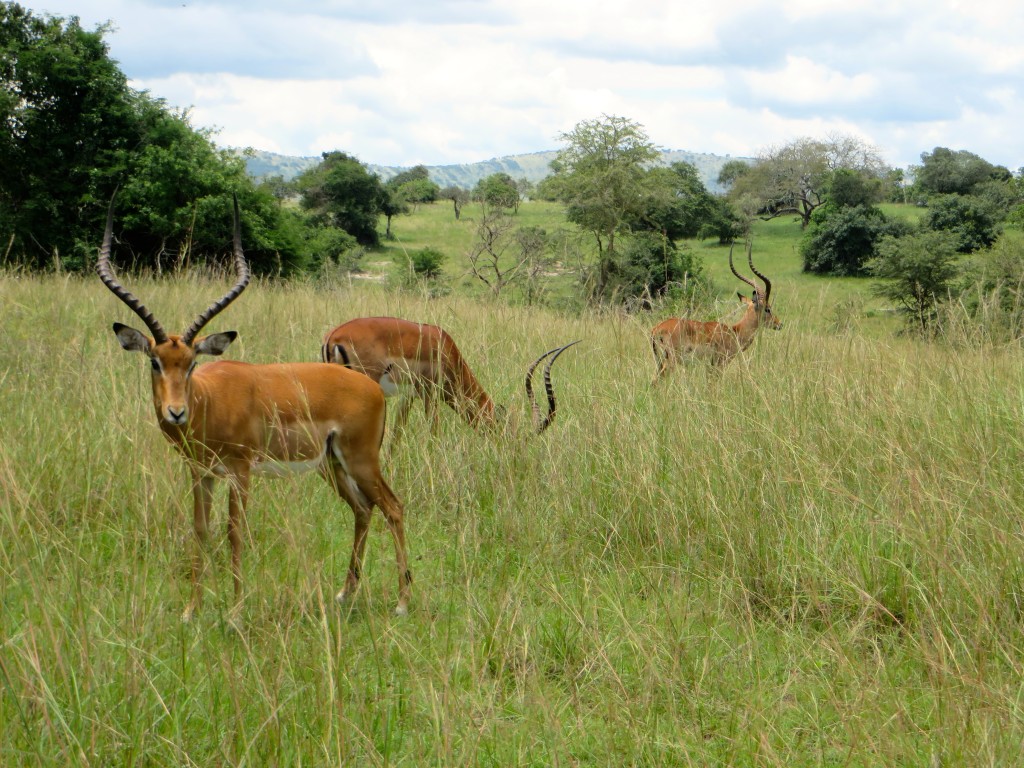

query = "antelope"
[
  {"left": 320, "top": 317, "right": 578, "bottom": 434},
  {"left": 651, "top": 243, "right": 782, "bottom": 378},
  {"left": 98, "top": 196, "right": 412, "bottom": 622}
]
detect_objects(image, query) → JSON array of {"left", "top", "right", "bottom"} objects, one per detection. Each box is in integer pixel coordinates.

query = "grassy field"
[{"left": 2, "top": 206, "right": 1024, "bottom": 765}]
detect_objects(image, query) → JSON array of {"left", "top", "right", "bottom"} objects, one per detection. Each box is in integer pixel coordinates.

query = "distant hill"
[{"left": 238, "top": 148, "right": 750, "bottom": 194}]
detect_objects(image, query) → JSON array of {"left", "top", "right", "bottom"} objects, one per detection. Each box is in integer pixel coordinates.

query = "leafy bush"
[
  {"left": 410, "top": 247, "right": 447, "bottom": 279},
  {"left": 923, "top": 194, "right": 1002, "bottom": 253},
  {"left": 800, "top": 204, "right": 912, "bottom": 276},
  {"left": 952, "top": 236, "right": 1024, "bottom": 342},
  {"left": 304, "top": 225, "right": 360, "bottom": 271},
  {"left": 597, "top": 231, "right": 704, "bottom": 305},
  {"left": 867, "top": 230, "right": 960, "bottom": 334}
]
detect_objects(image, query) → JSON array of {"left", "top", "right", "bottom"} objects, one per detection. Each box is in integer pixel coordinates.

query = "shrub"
[
  {"left": 867, "top": 230, "right": 961, "bottom": 334},
  {"left": 800, "top": 204, "right": 912, "bottom": 276},
  {"left": 409, "top": 246, "right": 447, "bottom": 279},
  {"left": 923, "top": 194, "right": 1002, "bottom": 253}
]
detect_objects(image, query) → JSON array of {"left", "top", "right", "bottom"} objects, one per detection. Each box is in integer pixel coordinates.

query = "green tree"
[
  {"left": 800, "top": 204, "right": 912, "bottom": 276},
  {"left": 868, "top": 231, "right": 961, "bottom": 334},
  {"left": 396, "top": 177, "right": 439, "bottom": 209},
  {"left": 387, "top": 164, "right": 430, "bottom": 187},
  {"left": 0, "top": 5, "right": 300, "bottom": 273},
  {"left": 379, "top": 186, "right": 409, "bottom": 240},
  {"left": 474, "top": 172, "right": 520, "bottom": 212},
  {"left": 635, "top": 161, "right": 741, "bottom": 244},
  {"left": 716, "top": 159, "right": 751, "bottom": 192},
  {"left": 438, "top": 185, "right": 470, "bottom": 220},
  {"left": 728, "top": 135, "right": 887, "bottom": 228},
  {"left": 913, "top": 147, "right": 1012, "bottom": 197},
  {"left": 297, "top": 151, "right": 384, "bottom": 246},
  {"left": 0, "top": 5, "right": 137, "bottom": 267},
  {"left": 923, "top": 194, "right": 1002, "bottom": 253},
  {"left": 608, "top": 231, "right": 701, "bottom": 303},
  {"left": 547, "top": 115, "right": 661, "bottom": 298}
]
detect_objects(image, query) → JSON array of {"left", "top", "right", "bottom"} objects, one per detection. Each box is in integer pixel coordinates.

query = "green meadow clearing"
[{"left": 2, "top": 201, "right": 1024, "bottom": 765}]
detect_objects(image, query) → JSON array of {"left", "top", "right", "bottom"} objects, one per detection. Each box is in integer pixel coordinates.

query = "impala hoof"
[{"left": 394, "top": 604, "right": 409, "bottom": 617}]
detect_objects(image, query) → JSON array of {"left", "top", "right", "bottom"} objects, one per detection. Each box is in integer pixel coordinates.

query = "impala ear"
[
  {"left": 112, "top": 322, "right": 151, "bottom": 353},
  {"left": 194, "top": 331, "right": 238, "bottom": 356},
  {"left": 736, "top": 292, "right": 744, "bottom": 301}
]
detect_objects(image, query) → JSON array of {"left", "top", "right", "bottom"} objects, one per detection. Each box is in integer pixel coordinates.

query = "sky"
[{"left": 26, "top": 0, "right": 1024, "bottom": 172}]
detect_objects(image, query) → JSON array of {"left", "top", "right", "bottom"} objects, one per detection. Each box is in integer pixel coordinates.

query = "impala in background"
[
  {"left": 321, "top": 316, "right": 578, "bottom": 434},
  {"left": 651, "top": 243, "right": 782, "bottom": 378},
  {"left": 99, "top": 196, "right": 413, "bottom": 622}
]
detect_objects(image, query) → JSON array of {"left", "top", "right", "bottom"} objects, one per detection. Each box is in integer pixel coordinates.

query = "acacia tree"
[
  {"left": 729, "top": 134, "right": 888, "bottom": 228},
  {"left": 547, "top": 115, "right": 660, "bottom": 297}
]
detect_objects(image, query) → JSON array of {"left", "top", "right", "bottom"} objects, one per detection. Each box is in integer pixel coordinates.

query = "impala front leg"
[{"left": 183, "top": 472, "right": 215, "bottom": 623}]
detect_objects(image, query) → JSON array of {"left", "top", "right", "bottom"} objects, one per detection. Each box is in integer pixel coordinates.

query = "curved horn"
[
  {"left": 729, "top": 243, "right": 758, "bottom": 294},
  {"left": 746, "top": 241, "right": 772, "bottom": 304},
  {"left": 181, "top": 195, "right": 251, "bottom": 345},
  {"left": 96, "top": 192, "right": 168, "bottom": 344},
  {"left": 525, "top": 340, "right": 580, "bottom": 434}
]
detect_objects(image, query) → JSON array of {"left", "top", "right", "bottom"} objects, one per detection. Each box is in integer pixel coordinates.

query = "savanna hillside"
[{"left": 2, "top": 201, "right": 1024, "bottom": 765}]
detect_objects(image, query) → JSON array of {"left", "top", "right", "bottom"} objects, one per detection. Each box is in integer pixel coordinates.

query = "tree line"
[{"left": 4, "top": 3, "right": 1024, "bottom": 334}]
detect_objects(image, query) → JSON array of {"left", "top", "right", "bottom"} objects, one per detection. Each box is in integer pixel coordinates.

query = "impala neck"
[
  {"left": 453, "top": 360, "right": 496, "bottom": 426},
  {"left": 730, "top": 302, "right": 762, "bottom": 351}
]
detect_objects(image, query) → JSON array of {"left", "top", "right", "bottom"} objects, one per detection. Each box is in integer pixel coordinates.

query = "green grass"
[{"left": 3, "top": 210, "right": 1024, "bottom": 765}]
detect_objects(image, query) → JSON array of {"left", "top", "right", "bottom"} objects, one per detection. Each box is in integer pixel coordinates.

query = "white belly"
[{"left": 251, "top": 457, "right": 324, "bottom": 477}]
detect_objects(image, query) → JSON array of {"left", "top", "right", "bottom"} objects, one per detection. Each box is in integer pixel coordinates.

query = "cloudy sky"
[{"left": 27, "top": 0, "right": 1024, "bottom": 171}]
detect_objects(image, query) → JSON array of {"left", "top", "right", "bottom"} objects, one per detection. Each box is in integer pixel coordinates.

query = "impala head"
[
  {"left": 730, "top": 242, "right": 782, "bottom": 331},
  {"left": 98, "top": 193, "right": 250, "bottom": 426}
]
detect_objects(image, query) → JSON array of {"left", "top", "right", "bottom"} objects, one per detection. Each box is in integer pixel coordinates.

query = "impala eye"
[{"left": 150, "top": 357, "right": 161, "bottom": 373}]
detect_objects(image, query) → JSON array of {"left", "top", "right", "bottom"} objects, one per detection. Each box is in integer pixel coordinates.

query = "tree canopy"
[
  {"left": 296, "top": 151, "right": 384, "bottom": 247},
  {"left": 914, "top": 147, "right": 1012, "bottom": 197},
  {"left": 0, "top": 4, "right": 302, "bottom": 273},
  {"left": 547, "top": 115, "right": 662, "bottom": 297},
  {"left": 728, "top": 135, "right": 888, "bottom": 228}
]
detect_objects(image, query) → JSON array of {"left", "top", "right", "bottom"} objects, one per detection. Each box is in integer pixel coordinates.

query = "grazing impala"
[
  {"left": 651, "top": 243, "right": 782, "bottom": 378},
  {"left": 321, "top": 317, "right": 578, "bottom": 434},
  {"left": 99, "top": 196, "right": 412, "bottom": 622}
]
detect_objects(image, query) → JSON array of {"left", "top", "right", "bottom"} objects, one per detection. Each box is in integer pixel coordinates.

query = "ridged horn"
[
  {"left": 181, "top": 194, "right": 250, "bottom": 345},
  {"left": 96, "top": 192, "right": 168, "bottom": 345},
  {"left": 525, "top": 340, "right": 580, "bottom": 434},
  {"left": 729, "top": 243, "right": 758, "bottom": 294},
  {"left": 746, "top": 241, "right": 772, "bottom": 304}
]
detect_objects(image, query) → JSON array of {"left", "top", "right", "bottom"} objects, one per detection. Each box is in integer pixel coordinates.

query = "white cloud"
[{"left": 26, "top": 0, "right": 1024, "bottom": 170}]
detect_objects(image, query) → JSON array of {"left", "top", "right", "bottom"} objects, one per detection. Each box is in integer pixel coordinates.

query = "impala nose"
[{"left": 165, "top": 406, "right": 188, "bottom": 424}]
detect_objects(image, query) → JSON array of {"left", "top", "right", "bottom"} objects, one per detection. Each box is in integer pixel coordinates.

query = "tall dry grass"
[{"left": 1, "top": 270, "right": 1023, "bottom": 765}]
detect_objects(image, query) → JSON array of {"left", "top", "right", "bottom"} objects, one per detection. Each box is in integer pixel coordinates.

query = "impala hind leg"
[
  {"left": 365, "top": 476, "right": 411, "bottom": 615},
  {"left": 182, "top": 472, "right": 215, "bottom": 623},
  {"left": 225, "top": 470, "right": 251, "bottom": 625},
  {"left": 326, "top": 469, "right": 373, "bottom": 610},
  {"left": 326, "top": 434, "right": 411, "bottom": 614}
]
